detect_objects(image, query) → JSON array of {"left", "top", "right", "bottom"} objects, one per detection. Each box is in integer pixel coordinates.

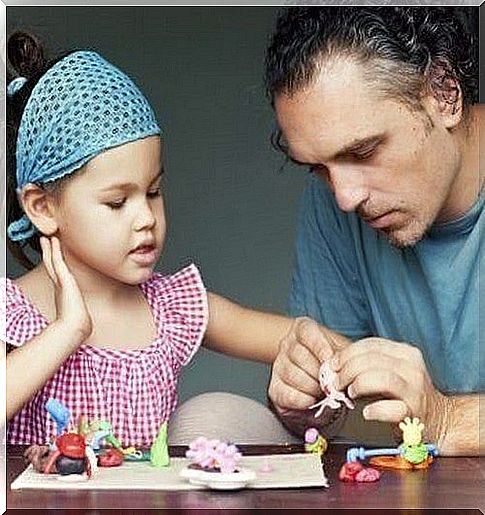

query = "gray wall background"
[{"left": 6, "top": 7, "right": 306, "bottom": 406}]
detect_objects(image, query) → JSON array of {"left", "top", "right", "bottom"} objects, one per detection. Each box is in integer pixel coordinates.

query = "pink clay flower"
[{"left": 186, "top": 437, "right": 242, "bottom": 473}]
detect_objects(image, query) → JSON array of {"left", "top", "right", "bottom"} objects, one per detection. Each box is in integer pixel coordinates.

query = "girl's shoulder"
[{"left": 140, "top": 263, "right": 209, "bottom": 365}]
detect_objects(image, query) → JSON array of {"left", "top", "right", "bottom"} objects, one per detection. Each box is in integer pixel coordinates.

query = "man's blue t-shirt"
[{"left": 289, "top": 176, "right": 483, "bottom": 394}]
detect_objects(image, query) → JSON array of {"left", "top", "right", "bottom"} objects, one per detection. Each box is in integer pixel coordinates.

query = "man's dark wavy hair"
[{"left": 265, "top": 7, "right": 478, "bottom": 118}]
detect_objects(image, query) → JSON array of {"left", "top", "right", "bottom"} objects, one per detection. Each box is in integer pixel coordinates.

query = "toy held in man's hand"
[{"left": 309, "top": 361, "right": 354, "bottom": 417}]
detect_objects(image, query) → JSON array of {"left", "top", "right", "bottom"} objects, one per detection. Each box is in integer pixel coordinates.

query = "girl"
[{"left": 3, "top": 32, "right": 301, "bottom": 448}]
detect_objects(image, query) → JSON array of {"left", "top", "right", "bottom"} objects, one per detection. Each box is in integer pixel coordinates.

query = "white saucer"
[{"left": 180, "top": 466, "right": 257, "bottom": 490}]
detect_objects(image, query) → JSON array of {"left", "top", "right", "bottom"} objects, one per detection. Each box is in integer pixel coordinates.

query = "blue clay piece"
[{"left": 55, "top": 455, "right": 85, "bottom": 475}]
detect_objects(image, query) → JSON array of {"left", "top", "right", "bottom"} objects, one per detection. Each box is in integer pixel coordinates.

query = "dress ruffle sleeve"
[
  {"left": 1, "top": 278, "right": 48, "bottom": 346},
  {"left": 141, "top": 263, "right": 209, "bottom": 366}
]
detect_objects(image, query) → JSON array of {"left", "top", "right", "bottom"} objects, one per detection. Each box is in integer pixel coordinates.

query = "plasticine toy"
[
  {"left": 304, "top": 427, "right": 328, "bottom": 457},
  {"left": 346, "top": 417, "right": 437, "bottom": 471},
  {"left": 45, "top": 398, "right": 70, "bottom": 437},
  {"left": 180, "top": 437, "right": 256, "bottom": 490},
  {"left": 150, "top": 422, "right": 170, "bottom": 467},
  {"left": 309, "top": 361, "right": 354, "bottom": 417},
  {"left": 43, "top": 433, "right": 95, "bottom": 477}
]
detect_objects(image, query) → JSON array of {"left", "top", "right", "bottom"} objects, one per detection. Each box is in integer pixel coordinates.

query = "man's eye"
[
  {"left": 309, "top": 165, "right": 328, "bottom": 175},
  {"left": 105, "top": 198, "right": 126, "bottom": 209},
  {"left": 351, "top": 148, "right": 377, "bottom": 161}
]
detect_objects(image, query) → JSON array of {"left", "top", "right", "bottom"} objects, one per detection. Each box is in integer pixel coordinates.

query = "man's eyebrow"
[
  {"left": 333, "top": 135, "right": 385, "bottom": 159},
  {"left": 287, "top": 135, "right": 386, "bottom": 168},
  {"left": 99, "top": 169, "right": 163, "bottom": 193}
]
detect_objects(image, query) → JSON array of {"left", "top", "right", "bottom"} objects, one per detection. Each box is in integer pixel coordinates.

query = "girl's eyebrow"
[{"left": 99, "top": 170, "right": 163, "bottom": 193}]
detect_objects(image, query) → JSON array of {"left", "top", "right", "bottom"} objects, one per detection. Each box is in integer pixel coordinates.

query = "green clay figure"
[{"left": 150, "top": 422, "right": 170, "bottom": 467}]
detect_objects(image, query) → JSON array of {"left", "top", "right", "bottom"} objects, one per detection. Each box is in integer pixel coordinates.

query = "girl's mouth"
[{"left": 129, "top": 245, "right": 158, "bottom": 265}]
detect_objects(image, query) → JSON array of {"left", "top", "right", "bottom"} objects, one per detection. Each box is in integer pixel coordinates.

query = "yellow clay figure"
[{"left": 399, "top": 417, "right": 429, "bottom": 465}]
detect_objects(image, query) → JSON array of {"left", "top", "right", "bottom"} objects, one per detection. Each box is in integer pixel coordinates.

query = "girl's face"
[{"left": 54, "top": 136, "right": 165, "bottom": 285}]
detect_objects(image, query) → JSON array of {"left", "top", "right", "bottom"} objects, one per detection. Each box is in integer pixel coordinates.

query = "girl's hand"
[{"left": 40, "top": 236, "right": 93, "bottom": 341}]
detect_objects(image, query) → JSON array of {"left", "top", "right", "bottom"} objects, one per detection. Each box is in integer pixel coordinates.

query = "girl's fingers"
[
  {"left": 50, "top": 237, "right": 73, "bottom": 287},
  {"left": 40, "top": 236, "right": 58, "bottom": 285}
]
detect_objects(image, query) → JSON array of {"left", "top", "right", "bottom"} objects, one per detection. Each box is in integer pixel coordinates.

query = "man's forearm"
[{"left": 436, "top": 394, "right": 483, "bottom": 456}]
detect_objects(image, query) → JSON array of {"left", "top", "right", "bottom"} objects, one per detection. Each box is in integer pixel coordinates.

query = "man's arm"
[{"left": 437, "top": 394, "right": 483, "bottom": 456}]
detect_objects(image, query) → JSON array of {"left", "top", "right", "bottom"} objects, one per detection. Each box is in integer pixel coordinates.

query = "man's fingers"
[
  {"left": 269, "top": 375, "right": 317, "bottom": 411},
  {"left": 296, "top": 318, "right": 334, "bottom": 363},
  {"left": 286, "top": 340, "right": 321, "bottom": 380},
  {"left": 40, "top": 236, "right": 58, "bottom": 285},
  {"left": 336, "top": 353, "right": 416, "bottom": 392},
  {"left": 334, "top": 337, "right": 421, "bottom": 373},
  {"left": 347, "top": 369, "right": 408, "bottom": 401},
  {"left": 363, "top": 399, "right": 410, "bottom": 423},
  {"left": 278, "top": 357, "right": 321, "bottom": 397}
]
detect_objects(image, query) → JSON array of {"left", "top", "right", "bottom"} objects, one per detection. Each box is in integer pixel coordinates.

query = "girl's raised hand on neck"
[{"left": 40, "top": 236, "right": 93, "bottom": 341}]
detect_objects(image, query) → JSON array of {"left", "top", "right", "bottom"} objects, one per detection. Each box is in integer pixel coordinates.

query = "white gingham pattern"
[{"left": 2, "top": 264, "right": 208, "bottom": 447}]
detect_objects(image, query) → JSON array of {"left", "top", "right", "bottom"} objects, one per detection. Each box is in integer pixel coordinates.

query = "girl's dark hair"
[
  {"left": 265, "top": 7, "right": 478, "bottom": 153},
  {"left": 6, "top": 32, "right": 71, "bottom": 270}
]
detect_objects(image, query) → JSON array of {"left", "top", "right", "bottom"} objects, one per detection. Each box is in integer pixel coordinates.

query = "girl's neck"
[{"left": 37, "top": 260, "right": 139, "bottom": 305}]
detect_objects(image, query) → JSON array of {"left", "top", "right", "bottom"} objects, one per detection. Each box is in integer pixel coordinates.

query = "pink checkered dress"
[{"left": 2, "top": 264, "right": 208, "bottom": 447}]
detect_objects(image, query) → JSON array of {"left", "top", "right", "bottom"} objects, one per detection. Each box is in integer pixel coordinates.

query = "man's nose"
[{"left": 329, "top": 166, "right": 369, "bottom": 213}]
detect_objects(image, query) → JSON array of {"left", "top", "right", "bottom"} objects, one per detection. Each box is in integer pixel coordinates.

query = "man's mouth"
[{"left": 363, "top": 211, "right": 398, "bottom": 230}]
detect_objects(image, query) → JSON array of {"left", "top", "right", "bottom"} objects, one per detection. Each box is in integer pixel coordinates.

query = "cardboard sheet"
[{"left": 11, "top": 453, "right": 328, "bottom": 491}]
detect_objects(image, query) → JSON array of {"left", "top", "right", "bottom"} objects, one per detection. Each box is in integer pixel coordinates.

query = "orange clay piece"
[{"left": 369, "top": 455, "right": 433, "bottom": 470}]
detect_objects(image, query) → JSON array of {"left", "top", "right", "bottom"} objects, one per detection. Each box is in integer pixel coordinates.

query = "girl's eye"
[
  {"left": 105, "top": 198, "right": 126, "bottom": 209},
  {"left": 147, "top": 188, "right": 161, "bottom": 198}
]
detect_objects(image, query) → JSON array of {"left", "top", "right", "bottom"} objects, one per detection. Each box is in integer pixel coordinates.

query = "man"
[{"left": 265, "top": 7, "right": 483, "bottom": 455}]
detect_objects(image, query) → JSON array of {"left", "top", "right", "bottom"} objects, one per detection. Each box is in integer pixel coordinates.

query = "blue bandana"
[{"left": 8, "top": 50, "right": 161, "bottom": 242}]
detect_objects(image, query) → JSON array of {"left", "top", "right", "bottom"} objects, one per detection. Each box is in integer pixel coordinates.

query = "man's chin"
[{"left": 382, "top": 223, "right": 427, "bottom": 248}]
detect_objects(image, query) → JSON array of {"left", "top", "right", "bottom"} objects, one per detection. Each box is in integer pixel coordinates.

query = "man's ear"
[
  {"left": 425, "top": 61, "right": 463, "bottom": 129},
  {"left": 19, "top": 183, "right": 59, "bottom": 236}
]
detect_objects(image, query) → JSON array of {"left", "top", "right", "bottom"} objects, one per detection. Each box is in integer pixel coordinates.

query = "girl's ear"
[{"left": 19, "top": 183, "right": 59, "bottom": 236}]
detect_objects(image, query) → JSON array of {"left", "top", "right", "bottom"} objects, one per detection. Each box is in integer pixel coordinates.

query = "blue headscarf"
[{"left": 7, "top": 50, "right": 161, "bottom": 242}]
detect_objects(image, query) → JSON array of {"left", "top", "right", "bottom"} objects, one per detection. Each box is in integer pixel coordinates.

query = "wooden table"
[{"left": 6, "top": 444, "right": 484, "bottom": 512}]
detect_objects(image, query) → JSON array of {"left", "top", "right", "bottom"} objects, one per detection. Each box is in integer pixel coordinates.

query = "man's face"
[{"left": 275, "top": 58, "right": 461, "bottom": 247}]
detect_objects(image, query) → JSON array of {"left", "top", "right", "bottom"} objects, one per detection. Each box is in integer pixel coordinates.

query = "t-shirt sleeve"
[
  {"left": 149, "top": 264, "right": 209, "bottom": 366},
  {"left": 288, "top": 176, "right": 372, "bottom": 340}
]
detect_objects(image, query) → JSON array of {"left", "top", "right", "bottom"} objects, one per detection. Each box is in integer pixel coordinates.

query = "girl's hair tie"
[{"left": 7, "top": 76, "right": 28, "bottom": 96}]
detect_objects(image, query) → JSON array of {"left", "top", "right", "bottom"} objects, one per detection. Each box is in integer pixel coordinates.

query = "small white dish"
[{"left": 180, "top": 466, "right": 257, "bottom": 490}]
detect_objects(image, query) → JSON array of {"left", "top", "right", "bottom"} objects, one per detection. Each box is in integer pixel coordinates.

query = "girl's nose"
[
  {"left": 328, "top": 166, "right": 369, "bottom": 213},
  {"left": 133, "top": 201, "right": 156, "bottom": 231}
]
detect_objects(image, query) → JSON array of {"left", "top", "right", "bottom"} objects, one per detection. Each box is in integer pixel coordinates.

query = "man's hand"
[
  {"left": 268, "top": 317, "right": 350, "bottom": 436},
  {"left": 333, "top": 337, "right": 450, "bottom": 443}
]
